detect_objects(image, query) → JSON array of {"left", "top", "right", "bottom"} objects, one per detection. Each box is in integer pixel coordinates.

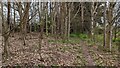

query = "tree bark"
[
  {"left": 64, "top": 3, "right": 68, "bottom": 40},
  {"left": 45, "top": 3, "right": 48, "bottom": 36},
  {"left": 22, "top": 2, "right": 30, "bottom": 45},
  {"left": 67, "top": 3, "right": 71, "bottom": 40},
  {"left": 106, "top": 3, "right": 114, "bottom": 51},
  {"left": 13, "top": 3, "right": 16, "bottom": 35},
  {"left": 38, "top": 2, "right": 45, "bottom": 61},
  {"left": 103, "top": 2, "right": 107, "bottom": 47},
  {"left": 2, "top": 1, "right": 11, "bottom": 61},
  {"left": 81, "top": 2, "right": 84, "bottom": 33}
]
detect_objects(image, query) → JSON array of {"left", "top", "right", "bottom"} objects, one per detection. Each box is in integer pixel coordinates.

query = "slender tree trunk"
[
  {"left": 45, "top": 3, "right": 48, "bottom": 36},
  {"left": 38, "top": 2, "right": 45, "bottom": 61},
  {"left": 53, "top": 3, "right": 58, "bottom": 38},
  {"left": 0, "top": 3, "right": 2, "bottom": 34},
  {"left": 18, "top": 2, "right": 23, "bottom": 39},
  {"left": 67, "top": 3, "right": 71, "bottom": 40},
  {"left": 114, "top": 22, "right": 117, "bottom": 41},
  {"left": 103, "top": 2, "right": 107, "bottom": 47},
  {"left": 38, "top": 2, "right": 41, "bottom": 57},
  {"left": 33, "top": 3, "right": 36, "bottom": 32},
  {"left": 81, "top": 2, "right": 84, "bottom": 33},
  {"left": 29, "top": 5, "right": 33, "bottom": 39},
  {"left": 13, "top": 3, "right": 16, "bottom": 35},
  {"left": 91, "top": 2, "right": 95, "bottom": 42},
  {"left": 1, "top": 2, "right": 4, "bottom": 47},
  {"left": 90, "top": 2, "right": 98, "bottom": 43},
  {"left": 64, "top": 3, "right": 68, "bottom": 40},
  {"left": 50, "top": 2, "right": 54, "bottom": 36}
]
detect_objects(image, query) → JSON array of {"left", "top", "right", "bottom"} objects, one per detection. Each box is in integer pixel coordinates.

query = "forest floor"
[
  {"left": 1, "top": 33, "right": 119, "bottom": 66},
  {"left": 0, "top": 34, "right": 2, "bottom": 67}
]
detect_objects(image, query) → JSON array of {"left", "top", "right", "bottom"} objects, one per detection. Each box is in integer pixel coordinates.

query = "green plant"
[
  {"left": 113, "top": 38, "right": 120, "bottom": 42},
  {"left": 70, "top": 33, "right": 79, "bottom": 37},
  {"left": 48, "top": 40, "right": 55, "bottom": 43},
  {"left": 51, "top": 64, "right": 59, "bottom": 67},
  {"left": 38, "top": 64, "right": 44, "bottom": 67},
  {"left": 78, "top": 34, "right": 88, "bottom": 41}
]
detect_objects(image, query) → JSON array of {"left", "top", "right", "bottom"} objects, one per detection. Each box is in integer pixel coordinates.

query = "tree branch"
[{"left": 70, "top": 3, "right": 81, "bottom": 23}]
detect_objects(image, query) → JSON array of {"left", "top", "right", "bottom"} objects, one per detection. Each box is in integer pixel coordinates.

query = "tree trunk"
[
  {"left": 81, "top": 2, "right": 84, "bottom": 33},
  {"left": 103, "top": 2, "right": 107, "bottom": 47},
  {"left": 3, "top": 36, "right": 9, "bottom": 60},
  {"left": 38, "top": 2, "right": 45, "bottom": 61},
  {"left": 50, "top": 2, "right": 54, "bottom": 36},
  {"left": 13, "top": 3, "right": 16, "bottom": 35},
  {"left": 22, "top": 2, "right": 30, "bottom": 45},
  {"left": 60, "top": 3, "right": 66, "bottom": 39},
  {"left": 114, "top": 22, "right": 117, "bottom": 41},
  {"left": 45, "top": 3, "right": 48, "bottom": 36},
  {"left": 106, "top": 3, "right": 114, "bottom": 51},
  {"left": 67, "top": 3, "right": 71, "bottom": 40},
  {"left": 2, "top": 1, "right": 11, "bottom": 61},
  {"left": 91, "top": 2, "right": 95, "bottom": 42},
  {"left": 64, "top": 3, "right": 68, "bottom": 40}
]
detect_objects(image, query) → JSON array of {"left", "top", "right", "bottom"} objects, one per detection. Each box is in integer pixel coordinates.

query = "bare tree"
[
  {"left": 16, "top": 2, "right": 30, "bottom": 45},
  {"left": 90, "top": 2, "right": 99, "bottom": 42},
  {"left": 2, "top": 1, "right": 11, "bottom": 61},
  {"left": 106, "top": 2, "right": 115, "bottom": 51},
  {"left": 38, "top": 2, "right": 45, "bottom": 61}
]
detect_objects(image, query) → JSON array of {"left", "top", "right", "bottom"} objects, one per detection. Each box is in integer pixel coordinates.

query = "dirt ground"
[
  {"left": 0, "top": 34, "right": 2, "bottom": 67},
  {"left": 1, "top": 33, "right": 119, "bottom": 66}
]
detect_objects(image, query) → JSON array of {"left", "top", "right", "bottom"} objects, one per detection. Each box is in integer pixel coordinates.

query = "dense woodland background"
[{"left": 0, "top": 1, "right": 120, "bottom": 66}]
